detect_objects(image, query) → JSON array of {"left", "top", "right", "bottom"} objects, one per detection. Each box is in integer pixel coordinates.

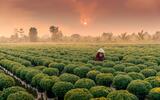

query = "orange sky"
[{"left": 0, "top": 0, "right": 160, "bottom": 37}]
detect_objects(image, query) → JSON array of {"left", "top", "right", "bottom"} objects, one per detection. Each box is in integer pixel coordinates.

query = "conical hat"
[{"left": 97, "top": 48, "right": 105, "bottom": 53}]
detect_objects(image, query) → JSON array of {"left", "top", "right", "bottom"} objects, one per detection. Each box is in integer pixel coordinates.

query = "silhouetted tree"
[
  {"left": 29, "top": 27, "right": 38, "bottom": 42},
  {"left": 49, "top": 26, "right": 63, "bottom": 41},
  {"left": 101, "top": 32, "right": 113, "bottom": 41},
  {"left": 118, "top": 33, "right": 129, "bottom": 41},
  {"left": 71, "top": 34, "right": 81, "bottom": 41},
  {"left": 137, "top": 30, "right": 149, "bottom": 40},
  {"left": 153, "top": 31, "right": 160, "bottom": 41}
]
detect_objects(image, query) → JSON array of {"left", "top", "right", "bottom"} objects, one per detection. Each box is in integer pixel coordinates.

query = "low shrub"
[
  {"left": 75, "top": 78, "right": 96, "bottom": 89},
  {"left": 107, "top": 90, "right": 138, "bottom": 100},
  {"left": 74, "top": 67, "right": 91, "bottom": 78},
  {"left": 96, "top": 73, "right": 114, "bottom": 87},
  {"left": 64, "top": 88, "right": 93, "bottom": 100},
  {"left": 87, "top": 70, "right": 101, "bottom": 81},
  {"left": 145, "top": 76, "right": 160, "bottom": 88},
  {"left": 52, "top": 81, "right": 74, "bottom": 98},
  {"left": 140, "top": 69, "right": 157, "bottom": 78},
  {"left": 127, "top": 80, "right": 152, "bottom": 99},
  {"left": 7, "top": 91, "right": 34, "bottom": 100},
  {"left": 89, "top": 86, "right": 112, "bottom": 98},
  {"left": 1, "top": 86, "right": 26, "bottom": 100},
  {"left": 42, "top": 68, "right": 59, "bottom": 76},
  {"left": 40, "top": 76, "right": 60, "bottom": 91},
  {"left": 148, "top": 87, "right": 160, "bottom": 100},
  {"left": 124, "top": 66, "right": 141, "bottom": 73},
  {"left": 112, "top": 75, "right": 132, "bottom": 90},
  {"left": 113, "top": 64, "right": 125, "bottom": 72},
  {"left": 63, "top": 64, "right": 77, "bottom": 74},
  {"left": 49, "top": 62, "right": 65, "bottom": 72},
  {"left": 0, "top": 73, "right": 15, "bottom": 90},
  {"left": 100, "top": 68, "right": 116, "bottom": 74},
  {"left": 59, "top": 73, "right": 80, "bottom": 84},
  {"left": 103, "top": 61, "right": 115, "bottom": 67},
  {"left": 128, "top": 72, "right": 145, "bottom": 80}
]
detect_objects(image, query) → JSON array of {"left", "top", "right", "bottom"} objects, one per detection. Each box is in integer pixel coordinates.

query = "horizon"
[{"left": 1, "top": 0, "right": 160, "bottom": 37}]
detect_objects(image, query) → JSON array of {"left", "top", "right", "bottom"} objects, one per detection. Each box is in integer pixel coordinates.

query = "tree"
[
  {"left": 118, "top": 33, "right": 129, "bottom": 41},
  {"left": 49, "top": 26, "right": 63, "bottom": 41},
  {"left": 71, "top": 34, "right": 81, "bottom": 41},
  {"left": 29, "top": 27, "right": 38, "bottom": 42},
  {"left": 137, "top": 30, "right": 150, "bottom": 40},
  {"left": 101, "top": 32, "right": 113, "bottom": 41},
  {"left": 153, "top": 31, "right": 160, "bottom": 41}
]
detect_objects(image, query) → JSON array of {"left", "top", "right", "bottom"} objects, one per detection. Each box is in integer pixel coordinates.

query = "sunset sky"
[{"left": 0, "top": 0, "right": 160, "bottom": 37}]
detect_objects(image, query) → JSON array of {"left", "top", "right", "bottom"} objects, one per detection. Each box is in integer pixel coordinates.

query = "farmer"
[{"left": 96, "top": 48, "right": 105, "bottom": 61}]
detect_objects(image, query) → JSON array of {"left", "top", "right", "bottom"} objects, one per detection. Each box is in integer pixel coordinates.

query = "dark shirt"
[{"left": 96, "top": 52, "right": 105, "bottom": 61}]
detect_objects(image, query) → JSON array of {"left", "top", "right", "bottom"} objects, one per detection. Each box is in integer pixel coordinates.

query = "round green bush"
[
  {"left": 157, "top": 72, "right": 160, "bottom": 76},
  {"left": 125, "top": 57, "right": 144, "bottom": 65},
  {"left": 87, "top": 70, "right": 101, "bottom": 81},
  {"left": 136, "top": 64, "right": 147, "bottom": 70},
  {"left": 92, "top": 66, "right": 103, "bottom": 71},
  {"left": 20, "top": 68, "right": 30, "bottom": 80},
  {"left": 64, "top": 88, "right": 93, "bottom": 100},
  {"left": 113, "top": 64, "right": 125, "bottom": 72},
  {"left": 128, "top": 72, "right": 145, "bottom": 80},
  {"left": 63, "top": 64, "right": 77, "bottom": 74},
  {"left": 49, "top": 62, "right": 65, "bottom": 72},
  {"left": 127, "top": 80, "right": 152, "bottom": 99},
  {"left": 59, "top": 73, "right": 80, "bottom": 84},
  {"left": 40, "top": 76, "right": 60, "bottom": 91},
  {"left": 100, "top": 68, "right": 116, "bottom": 74},
  {"left": 96, "top": 73, "right": 114, "bottom": 87},
  {"left": 112, "top": 75, "right": 132, "bottom": 90},
  {"left": 1, "top": 86, "right": 26, "bottom": 100},
  {"left": 148, "top": 87, "right": 160, "bottom": 100},
  {"left": 0, "top": 73, "right": 15, "bottom": 90},
  {"left": 25, "top": 69, "right": 40, "bottom": 83},
  {"left": 113, "top": 71, "right": 127, "bottom": 76},
  {"left": 31, "top": 73, "right": 47, "bottom": 91},
  {"left": 7, "top": 91, "right": 34, "bottom": 100},
  {"left": 42, "top": 68, "right": 59, "bottom": 76},
  {"left": 75, "top": 78, "right": 96, "bottom": 89},
  {"left": 103, "top": 61, "right": 115, "bottom": 67},
  {"left": 89, "top": 86, "right": 112, "bottom": 98},
  {"left": 90, "top": 97, "right": 110, "bottom": 100},
  {"left": 145, "top": 76, "right": 160, "bottom": 88},
  {"left": 124, "top": 66, "right": 141, "bottom": 73},
  {"left": 74, "top": 67, "right": 91, "bottom": 78},
  {"left": 140, "top": 69, "right": 157, "bottom": 78},
  {"left": 52, "top": 81, "right": 74, "bottom": 97},
  {"left": 107, "top": 90, "right": 138, "bottom": 100}
]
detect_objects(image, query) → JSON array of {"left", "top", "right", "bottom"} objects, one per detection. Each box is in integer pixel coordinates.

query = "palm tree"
[{"left": 118, "top": 33, "right": 129, "bottom": 41}]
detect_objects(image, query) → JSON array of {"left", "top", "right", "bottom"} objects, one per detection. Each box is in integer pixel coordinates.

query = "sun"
[
  {"left": 83, "top": 22, "right": 88, "bottom": 25},
  {"left": 81, "top": 18, "right": 89, "bottom": 26}
]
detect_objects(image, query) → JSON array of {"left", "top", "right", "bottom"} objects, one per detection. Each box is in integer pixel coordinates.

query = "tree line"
[{"left": 1, "top": 26, "right": 160, "bottom": 43}]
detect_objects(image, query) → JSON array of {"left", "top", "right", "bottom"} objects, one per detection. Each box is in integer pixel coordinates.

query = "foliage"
[
  {"left": 75, "top": 78, "right": 96, "bottom": 89},
  {"left": 52, "top": 81, "right": 74, "bottom": 97},
  {"left": 127, "top": 80, "right": 152, "bottom": 99},
  {"left": 89, "top": 86, "right": 112, "bottom": 98},
  {"left": 64, "top": 88, "right": 93, "bottom": 100},
  {"left": 112, "top": 75, "right": 132, "bottom": 90},
  {"left": 59, "top": 73, "right": 80, "bottom": 84},
  {"left": 107, "top": 90, "right": 138, "bottom": 100},
  {"left": 96, "top": 73, "right": 114, "bottom": 87},
  {"left": 140, "top": 69, "right": 157, "bottom": 78}
]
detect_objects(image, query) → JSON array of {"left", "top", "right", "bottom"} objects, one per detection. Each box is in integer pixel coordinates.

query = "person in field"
[{"left": 96, "top": 48, "right": 105, "bottom": 61}]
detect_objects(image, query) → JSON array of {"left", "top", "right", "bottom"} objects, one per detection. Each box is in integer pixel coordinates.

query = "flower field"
[{"left": 0, "top": 44, "right": 160, "bottom": 100}]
